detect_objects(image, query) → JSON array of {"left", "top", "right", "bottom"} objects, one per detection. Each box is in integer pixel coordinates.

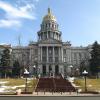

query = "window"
[
  {"left": 74, "top": 53, "right": 77, "bottom": 60},
  {"left": 41, "top": 33, "right": 43, "bottom": 39},
  {"left": 79, "top": 53, "right": 81, "bottom": 60},
  {"left": 44, "top": 33, "right": 47, "bottom": 39},
  {"left": 49, "top": 57, "right": 52, "bottom": 62},
  {"left": 55, "top": 48, "right": 58, "bottom": 55},
  {"left": 35, "top": 49, "right": 38, "bottom": 54},
  {"left": 48, "top": 48, "right": 52, "bottom": 55},
  {"left": 46, "top": 24, "right": 47, "bottom": 28},
  {"left": 50, "top": 32, "right": 53, "bottom": 38},
  {"left": 55, "top": 25, "right": 56, "bottom": 29},
  {"left": 63, "top": 57, "right": 66, "bottom": 62},
  {"left": 52, "top": 24, "right": 54, "bottom": 28},
  {"left": 43, "top": 50, "right": 46, "bottom": 55},
  {"left": 49, "top": 23, "right": 50, "bottom": 27},
  {"left": 42, "top": 47, "right": 46, "bottom": 55},
  {"left": 42, "top": 57, "right": 46, "bottom": 62},
  {"left": 55, "top": 57, "right": 58, "bottom": 62},
  {"left": 63, "top": 49, "right": 66, "bottom": 55},
  {"left": 48, "top": 31, "right": 50, "bottom": 38},
  {"left": 42, "top": 24, "right": 44, "bottom": 30}
]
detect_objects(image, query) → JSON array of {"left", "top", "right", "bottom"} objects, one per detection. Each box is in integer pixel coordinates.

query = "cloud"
[
  {"left": 0, "top": 19, "right": 21, "bottom": 28},
  {"left": 0, "top": 0, "right": 36, "bottom": 28},
  {"left": 35, "top": 0, "right": 40, "bottom": 2}
]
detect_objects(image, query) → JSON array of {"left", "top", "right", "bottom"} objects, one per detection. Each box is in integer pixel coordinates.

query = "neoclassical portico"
[{"left": 38, "top": 45, "right": 64, "bottom": 76}]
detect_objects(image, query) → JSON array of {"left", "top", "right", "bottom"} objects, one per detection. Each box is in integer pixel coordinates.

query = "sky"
[{"left": 0, "top": 0, "right": 100, "bottom": 46}]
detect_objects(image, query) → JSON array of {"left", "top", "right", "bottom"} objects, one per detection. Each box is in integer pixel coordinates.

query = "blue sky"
[{"left": 0, "top": 0, "right": 100, "bottom": 46}]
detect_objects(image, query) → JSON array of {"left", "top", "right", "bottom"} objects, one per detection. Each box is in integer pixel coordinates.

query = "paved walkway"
[
  {"left": 0, "top": 96, "right": 100, "bottom": 100},
  {"left": 0, "top": 92, "right": 100, "bottom": 96},
  {"left": 14, "top": 92, "right": 100, "bottom": 96}
]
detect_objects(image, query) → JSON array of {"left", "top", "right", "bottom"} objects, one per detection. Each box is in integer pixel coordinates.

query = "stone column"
[
  {"left": 41, "top": 46, "right": 42, "bottom": 62},
  {"left": 61, "top": 47, "right": 63, "bottom": 63},
  {"left": 43, "top": 32, "right": 44, "bottom": 40},
  {"left": 38, "top": 64, "right": 42, "bottom": 75},
  {"left": 53, "top": 47, "right": 55, "bottom": 63},
  {"left": 47, "top": 46, "right": 48, "bottom": 63},
  {"left": 46, "top": 64, "right": 49, "bottom": 76},
  {"left": 59, "top": 47, "right": 60, "bottom": 62},
  {"left": 47, "top": 31, "right": 48, "bottom": 39},
  {"left": 58, "top": 35, "right": 60, "bottom": 40},
  {"left": 69, "top": 49, "right": 71, "bottom": 65},
  {"left": 38, "top": 47, "right": 41, "bottom": 62},
  {"left": 57, "top": 34, "right": 58, "bottom": 40},
  {"left": 40, "top": 34, "right": 42, "bottom": 40},
  {"left": 39, "top": 35, "right": 40, "bottom": 40},
  {"left": 38, "top": 34, "right": 40, "bottom": 40},
  {"left": 59, "top": 64, "right": 64, "bottom": 76},
  {"left": 52, "top": 65, "right": 55, "bottom": 76},
  {"left": 59, "top": 35, "right": 61, "bottom": 41},
  {"left": 54, "top": 32, "right": 55, "bottom": 39},
  {"left": 41, "top": 33, "right": 42, "bottom": 40}
]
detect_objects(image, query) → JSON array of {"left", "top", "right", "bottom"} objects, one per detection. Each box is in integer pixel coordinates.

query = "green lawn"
[
  {"left": 74, "top": 78, "right": 100, "bottom": 92},
  {"left": 0, "top": 78, "right": 38, "bottom": 93}
]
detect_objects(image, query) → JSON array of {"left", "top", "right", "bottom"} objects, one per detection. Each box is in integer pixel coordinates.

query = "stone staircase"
[{"left": 35, "top": 77, "right": 76, "bottom": 92}]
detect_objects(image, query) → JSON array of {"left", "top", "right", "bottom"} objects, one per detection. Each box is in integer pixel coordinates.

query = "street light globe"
[
  {"left": 24, "top": 71, "right": 29, "bottom": 75},
  {"left": 24, "top": 69, "right": 29, "bottom": 75},
  {"left": 82, "top": 70, "right": 88, "bottom": 75},
  {"left": 69, "top": 65, "right": 73, "bottom": 68},
  {"left": 33, "top": 65, "right": 36, "bottom": 68},
  {"left": 76, "top": 68, "right": 79, "bottom": 71}
]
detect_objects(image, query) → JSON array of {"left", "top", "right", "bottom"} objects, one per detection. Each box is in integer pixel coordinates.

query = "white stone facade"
[{"left": 11, "top": 8, "right": 91, "bottom": 77}]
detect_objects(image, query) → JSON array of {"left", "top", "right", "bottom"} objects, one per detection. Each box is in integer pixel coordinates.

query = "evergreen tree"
[
  {"left": 0, "top": 48, "right": 11, "bottom": 78},
  {"left": 12, "top": 60, "right": 21, "bottom": 78},
  {"left": 90, "top": 41, "right": 100, "bottom": 77}
]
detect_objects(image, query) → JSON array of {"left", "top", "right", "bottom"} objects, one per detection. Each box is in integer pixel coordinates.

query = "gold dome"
[{"left": 43, "top": 8, "right": 57, "bottom": 22}]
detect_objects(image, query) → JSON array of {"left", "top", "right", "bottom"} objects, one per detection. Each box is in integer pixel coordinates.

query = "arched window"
[
  {"left": 49, "top": 23, "right": 50, "bottom": 28},
  {"left": 52, "top": 24, "right": 54, "bottom": 28}
]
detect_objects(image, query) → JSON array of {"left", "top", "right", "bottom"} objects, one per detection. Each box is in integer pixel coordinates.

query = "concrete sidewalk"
[
  {"left": 15, "top": 92, "right": 100, "bottom": 96},
  {"left": 0, "top": 92, "right": 100, "bottom": 96}
]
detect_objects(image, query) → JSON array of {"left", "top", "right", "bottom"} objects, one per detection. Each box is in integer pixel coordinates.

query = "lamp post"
[
  {"left": 33, "top": 65, "right": 36, "bottom": 77},
  {"left": 60, "top": 66, "right": 63, "bottom": 78},
  {"left": 69, "top": 65, "right": 73, "bottom": 76},
  {"left": 24, "top": 69, "right": 29, "bottom": 93},
  {"left": 82, "top": 70, "right": 88, "bottom": 92},
  {"left": 76, "top": 68, "right": 79, "bottom": 77},
  {"left": 38, "top": 67, "right": 40, "bottom": 78}
]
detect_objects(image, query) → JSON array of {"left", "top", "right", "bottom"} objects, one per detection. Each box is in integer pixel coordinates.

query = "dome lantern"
[
  {"left": 43, "top": 8, "right": 57, "bottom": 22},
  {"left": 48, "top": 8, "right": 51, "bottom": 14}
]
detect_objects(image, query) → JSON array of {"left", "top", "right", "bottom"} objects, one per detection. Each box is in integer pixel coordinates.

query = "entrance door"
[
  {"left": 49, "top": 65, "right": 53, "bottom": 76},
  {"left": 55, "top": 65, "right": 59, "bottom": 75},
  {"left": 49, "top": 65, "right": 52, "bottom": 73},
  {"left": 43, "top": 65, "right": 46, "bottom": 76}
]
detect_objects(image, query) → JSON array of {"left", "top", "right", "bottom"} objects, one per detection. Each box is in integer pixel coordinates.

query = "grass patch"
[
  {"left": 74, "top": 78, "right": 100, "bottom": 92},
  {"left": 0, "top": 78, "right": 25, "bottom": 86},
  {"left": 0, "top": 78, "right": 38, "bottom": 93}
]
